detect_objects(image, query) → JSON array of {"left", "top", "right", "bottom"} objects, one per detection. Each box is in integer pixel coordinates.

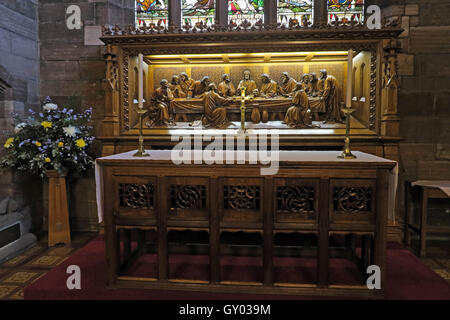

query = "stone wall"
[
  {"left": 377, "top": 0, "right": 450, "bottom": 236},
  {"left": 38, "top": 0, "right": 135, "bottom": 232},
  {"left": 0, "top": 0, "right": 41, "bottom": 232}
]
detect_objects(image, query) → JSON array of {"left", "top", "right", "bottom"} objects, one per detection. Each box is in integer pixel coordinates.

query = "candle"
[
  {"left": 138, "top": 53, "right": 144, "bottom": 109},
  {"left": 346, "top": 49, "right": 353, "bottom": 108}
]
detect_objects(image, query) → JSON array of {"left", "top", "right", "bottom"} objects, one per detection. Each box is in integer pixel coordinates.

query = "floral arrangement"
[{"left": 1, "top": 97, "right": 95, "bottom": 178}]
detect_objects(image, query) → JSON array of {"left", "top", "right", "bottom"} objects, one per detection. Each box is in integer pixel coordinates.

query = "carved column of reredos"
[
  {"left": 102, "top": 44, "right": 121, "bottom": 156},
  {"left": 381, "top": 39, "right": 401, "bottom": 139}
]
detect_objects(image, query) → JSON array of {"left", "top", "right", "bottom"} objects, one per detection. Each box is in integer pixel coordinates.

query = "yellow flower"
[
  {"left": 41, "top": 121, "right": 52, "bottom": 129},
  {"left": 58, "top": 141, "right": 64, "bottom": 148},
  {"left": 75, "top": 139, "right": 86, "bottom": 148},
  {"left": 4, "top": 137, "right": 14, "bottom": 148},
  {"left": 45, "top": 157, "right": 51, "bottom": 163},
  {"left": 35, "top": 141, "right": 42, "bottom": 147}
]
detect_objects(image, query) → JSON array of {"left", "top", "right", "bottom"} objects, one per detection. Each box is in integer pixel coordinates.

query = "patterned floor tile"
[
  {"left": 0, "top": 285, "right": 18, "bottom": 299},
  {"left": 2, "top": 271, "right": 39, "bottom": 284},
  {"left": 2, "top": 255, "right": 29, "bottom": 267},
  {"left": 24, "top": 245, "right": 47, "bottom": 256},
  {"left": 27, "top": 255, "right": 65, "bottom": 268},
  {"left": 436, "top": 259, "right": 450, "bottom": 269},
  {"left": 8, "top": 288, "right": 24, "bottom": 300},
  {"left": 420, "top": 259, "right": 442, "bottom": 269},
  {"left": 434, "top": 269, "right": 450, "bottom": 280}
]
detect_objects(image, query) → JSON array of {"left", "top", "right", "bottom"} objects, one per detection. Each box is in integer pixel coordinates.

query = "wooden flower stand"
[{"left": 47, "top": 170, "right": 71, "bottom": 247}]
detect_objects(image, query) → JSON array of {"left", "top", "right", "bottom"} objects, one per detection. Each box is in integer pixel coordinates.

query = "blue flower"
[
  {"left": 39, "top": 112, "right": 44, "bottom": 117},
  {"left": 62, "top": 108, "right": 67, "bottom": 113}
]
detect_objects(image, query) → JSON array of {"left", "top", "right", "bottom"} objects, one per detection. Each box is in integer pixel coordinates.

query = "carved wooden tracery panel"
[
  {"left": 276, "top": 185, "right": 315, "bottom": 214},
  {"left": 119, "top": 183, "right": 154, "bottom": 209},
  {"left": 333, "top": 186, "right": 372, "bottom": 214},
  {"left": 223, "top": 185, "right": 260, "bottom": 210},
  {"left": 169, "top": 184, "right": 207, "bottom": 209}
]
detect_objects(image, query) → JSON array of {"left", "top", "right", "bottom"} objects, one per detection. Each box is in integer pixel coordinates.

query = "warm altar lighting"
[{"left": 144, "top": 51, "right": 350, "bottom": 65}]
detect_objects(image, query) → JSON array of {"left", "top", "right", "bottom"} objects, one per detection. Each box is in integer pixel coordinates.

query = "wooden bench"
[{"left": 405, "top": 180, "right": 450, "bottom": 257}]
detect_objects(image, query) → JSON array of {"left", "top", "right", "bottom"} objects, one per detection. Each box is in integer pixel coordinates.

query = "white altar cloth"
[{"left": 95, "top": 150, "right": 398, "bottom": 223}]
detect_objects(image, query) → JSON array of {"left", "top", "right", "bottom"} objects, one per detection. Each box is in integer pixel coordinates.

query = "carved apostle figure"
[
  {"left": 189, "top": 76, "right": 211, "bottom": 98},
  {"left": 237, "top": 70, "right": 257, "bottom": 96},
  {"left": 319, "top": 69, "right": 343, "bottom": 123},
  {"left": 259, "top": 74, "right": 278, "bottom": 98},
  {"left": 300, "top": 73, "right": 311, "bottom": 94},
  {"left": 202, "top": 83, "right": 232, "bottom": 128},
  {"left": 278, "top": 72, "right": 297, "bottom": 96},
  {"left": 218, "top": 73, "right": 236, "bottom": 97},
  {"left": 179, "top": 72, "right": 194, "bottom": 96},
  {"left": 169, "top": 75, "right": 187, "bottom": 98},
  {"left": 148, "top": 79, "right": 173, "bottom": 126},
  {"left": 284, "top": 82, "right": 313, "bottom": 128},
  {"left": 308, "top": 72, "right": 320, "bottom": 97}
]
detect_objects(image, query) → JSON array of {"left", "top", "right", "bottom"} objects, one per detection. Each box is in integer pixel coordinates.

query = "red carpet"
[{"left": 23, "top": 236, "right": 450, "bottom": 300}]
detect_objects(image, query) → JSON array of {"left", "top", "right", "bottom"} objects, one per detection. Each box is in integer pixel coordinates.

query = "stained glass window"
[
  {"left": 228, "top": 0, "right": 264, "bottom": 27},
  {"left": 277, "top": 0, "right": 313, "bottom": 27},
  {"left": 136, "top": 0, "right": 169, "bottom": 28},
  {"left": 182, "top": 0, "right": 216, "bottom": 28},
  {"left": 327, "top": 0, "right": 364, "bottom": 24}
]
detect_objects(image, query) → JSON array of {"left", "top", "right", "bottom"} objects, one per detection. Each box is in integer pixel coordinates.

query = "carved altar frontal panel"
[
  {"left": 330, "top": 179, "right": 376, "bottom": 224},
  {"left": 115, "top": 176, "right": 157, "bottom": 219},
  {"left": 273, "top": 178, "right": 319, "bottom": 223},
  {"left": 167, "top": 177, "right": 209, "bottom": 222},
  {"left": 220, "top": 177, "right": 264, "bottom": 227}
]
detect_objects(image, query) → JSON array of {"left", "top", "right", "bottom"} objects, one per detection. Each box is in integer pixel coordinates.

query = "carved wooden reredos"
[{"left": 99, "top": 23, "right": 402, "bottom": 158}]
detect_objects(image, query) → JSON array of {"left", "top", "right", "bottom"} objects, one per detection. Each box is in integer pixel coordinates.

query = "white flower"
[
  {"left": 43, "top": 103, "right": 58, "bottom": 111},
  {"left": 63, "top": 125, "right": 77, "bottom": 137},
  {"left": 14, "top": 122, "right": 27, "bottom": 134}
]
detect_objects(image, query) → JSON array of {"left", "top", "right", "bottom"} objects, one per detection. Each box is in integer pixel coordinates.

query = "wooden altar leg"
[
  {"left": 157, "top": 177, "right": 168, "bottom": 281},
  {"left": 47, "top": 171, "right": 71, "bottom": 247},
  {"left": 209, "top": 178, "right": 220, "bottom": 283},
  {"left": 263, "top": 178, "right": 274, "bottom": 286},
  {"left": 318, "top": 178, "right": 329, "bottom": 287},
  {"left": 419, "top": 188, "right": 428, "bottom": 258},
  {"left": 104, "top": 171, "right": 118, "bottom": 286},
  {"left": 375, "top": 169, "right": 388, "bottom": 291}
]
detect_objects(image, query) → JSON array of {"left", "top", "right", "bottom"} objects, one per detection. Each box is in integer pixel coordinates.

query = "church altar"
[{"left": 95, "top": 150, "right": 397, "bottom": 297}]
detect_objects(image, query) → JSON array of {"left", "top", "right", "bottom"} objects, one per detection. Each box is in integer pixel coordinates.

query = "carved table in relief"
[
  {"left": 170, "top": 97, "right": 324, "bottom": 122},
  {"left": 95, "top": 150, "right": 396, "bottom": 298}
]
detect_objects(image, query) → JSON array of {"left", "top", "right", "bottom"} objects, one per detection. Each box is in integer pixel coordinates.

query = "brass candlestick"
[
  {"left": 338, "top": 104, "right": 357, "bottom": 159},
  {"left": 133, "top": 107, "right": 150, "bottom": 157},
  {"left": 234, "top": 87, "right": 254, "bottom": 134}
]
